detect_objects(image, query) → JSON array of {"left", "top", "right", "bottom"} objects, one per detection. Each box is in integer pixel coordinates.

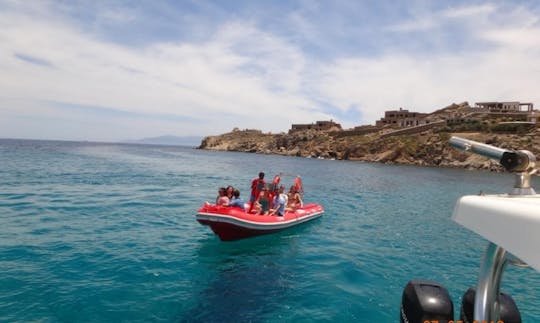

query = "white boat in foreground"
[
  {"left": 401, "top": 136, "right": 538, "bottom": 323},
  {"left": 453, "top": 194, "right": 540, "bottom": 272}
]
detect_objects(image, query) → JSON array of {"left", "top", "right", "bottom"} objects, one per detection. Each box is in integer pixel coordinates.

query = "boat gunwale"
[{"left": 196, "top": 210, "right": 324, "bottom": 230}]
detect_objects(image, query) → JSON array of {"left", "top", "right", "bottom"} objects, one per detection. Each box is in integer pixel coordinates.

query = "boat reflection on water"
[{"left": 183, "top": 230, "right": 302, "bottom": 322}]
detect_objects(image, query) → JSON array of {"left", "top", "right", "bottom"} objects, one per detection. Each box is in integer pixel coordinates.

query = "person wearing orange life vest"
[
  {"left": 249, "top": 172, "right": 266, "bottom": 212},
  {"left": 266, "top": 173, "right": 280, "bottom": 194}
]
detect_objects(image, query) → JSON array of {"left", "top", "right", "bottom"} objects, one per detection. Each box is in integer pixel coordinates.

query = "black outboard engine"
[
  {"left": 400, "top": 280, "right": 454, "bottom": 323},
  {"left": 459, "top": 287, "right": 522, "bottom": 323}
]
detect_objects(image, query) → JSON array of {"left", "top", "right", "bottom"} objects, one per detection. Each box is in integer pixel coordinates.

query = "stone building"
[
  {"left": 289, "top": 120, "right": 342, "bottom": 133},
  {"left": 375, "top": 108, "right": 429, "bottom": 127},
  {"left": 527, "top": 112, "right": 538, "bottom": 123},
  {"left": 474, "top": 101, "right": 534, "bottom": 113}
]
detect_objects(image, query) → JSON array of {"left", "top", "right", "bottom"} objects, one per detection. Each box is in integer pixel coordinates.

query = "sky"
[{"left": 2, "top": 0, "right": 540, "bottom": 142}]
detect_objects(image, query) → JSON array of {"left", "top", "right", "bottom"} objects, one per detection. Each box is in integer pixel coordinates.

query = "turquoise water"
[{"left": 0, "top": 139, "right": 539, "bottom": 322}]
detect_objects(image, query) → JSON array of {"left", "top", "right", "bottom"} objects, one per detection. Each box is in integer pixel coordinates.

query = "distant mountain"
[{"left": 127, "top": 135, "right": 203, "bottom": 147}]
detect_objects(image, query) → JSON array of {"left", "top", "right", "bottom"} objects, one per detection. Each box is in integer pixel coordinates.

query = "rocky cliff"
[{"left": 198, "top": 104, "right": 540, "bottom": 171}]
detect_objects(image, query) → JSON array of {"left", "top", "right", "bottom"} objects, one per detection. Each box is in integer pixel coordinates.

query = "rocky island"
[{"left": 199, "top": 102, "right": 540, "bottom": 171}]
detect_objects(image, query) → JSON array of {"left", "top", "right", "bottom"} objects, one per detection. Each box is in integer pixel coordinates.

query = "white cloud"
[
  {"left": 480, "top": 27, "right": 540, "bottom": 50},
  {"left": 386, "top": 3, "right": 497, "bottom": 32},
  {"left": 442, "top": 4, "right": 495, "bottom": 18},
  {"left": 0, "top": 5, "right": 330, "bottom": 140},
  {"left": 315, "top": 3, "right": 540, "bottom": 124},
  {"left": 385, "top": 19, "right": 436, "bottom": 33},
  {"left": 2, "top": 1, "right": 540, "bottom": 141},
  {"left": 313, "top": 45, "right": 540, "bottom": 124}
]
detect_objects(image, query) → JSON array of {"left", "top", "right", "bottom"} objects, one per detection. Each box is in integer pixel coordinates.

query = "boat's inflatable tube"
[{"left": 196, "top": 202, "right": 324, "bottom": 241}]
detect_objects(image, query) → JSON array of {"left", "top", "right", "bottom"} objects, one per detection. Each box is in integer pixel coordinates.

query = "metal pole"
[{"left": 474, "top": 243, "right": 508, "bottom": 321}]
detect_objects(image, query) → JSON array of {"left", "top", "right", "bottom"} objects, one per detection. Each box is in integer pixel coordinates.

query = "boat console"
[{"left": 401, "top": 136, "right": 538, "bottom": 323}]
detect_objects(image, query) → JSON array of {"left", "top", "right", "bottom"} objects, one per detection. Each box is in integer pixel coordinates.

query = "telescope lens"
[{"left": 500, "top": 151, "right": 529, "bottom": 172}]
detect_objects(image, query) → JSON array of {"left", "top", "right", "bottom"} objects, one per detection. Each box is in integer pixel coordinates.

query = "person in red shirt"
[{"left": 249, "top": 172, "right": 265, "bottom": 212}]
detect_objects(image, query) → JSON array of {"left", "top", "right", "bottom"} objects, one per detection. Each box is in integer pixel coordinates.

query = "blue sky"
[{"left": 2, "top": 0, "right": 540, "bottom": 141}]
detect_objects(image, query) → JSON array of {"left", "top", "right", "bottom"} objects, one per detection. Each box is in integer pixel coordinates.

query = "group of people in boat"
[
  {"left": 214, "top": 171, "right": 303, "bottom": 217},
  {"left": 216, "top": 186, "right": 244, "bottom": 210}
]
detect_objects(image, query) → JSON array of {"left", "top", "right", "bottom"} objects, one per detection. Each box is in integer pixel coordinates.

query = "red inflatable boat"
[{"left": 196, "top": 203, "right": 324, "bottom": 241}]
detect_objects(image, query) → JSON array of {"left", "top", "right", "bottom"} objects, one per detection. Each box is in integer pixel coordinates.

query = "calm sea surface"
[{"left": 0, "top": 139, "right": 539, "bottom": 322}]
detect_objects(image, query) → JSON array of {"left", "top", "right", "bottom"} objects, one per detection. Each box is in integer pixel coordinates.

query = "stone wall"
[
  {"left": 330, "top": 126, "right": 382, "bottom": 138},
  {"left": 380, "top": 120, "right": 446, "bottom": 138}
]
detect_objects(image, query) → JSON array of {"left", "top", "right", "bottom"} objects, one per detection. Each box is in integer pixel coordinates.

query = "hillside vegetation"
[{"left": 199, "top": 104, "right": 540, "bottom": 172}]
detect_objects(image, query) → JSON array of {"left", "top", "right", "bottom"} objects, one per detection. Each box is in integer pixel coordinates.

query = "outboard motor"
[
  {"left": 459, "top": 287, "right": 521, "bottom": 323},
  {"left": 400, "top": 280, "right": 454, "bottom": 323}
]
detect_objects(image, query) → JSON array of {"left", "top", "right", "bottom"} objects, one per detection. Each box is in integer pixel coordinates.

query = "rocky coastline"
[{"left": 198, "top": 104, "right": 540, "bottom": 172}]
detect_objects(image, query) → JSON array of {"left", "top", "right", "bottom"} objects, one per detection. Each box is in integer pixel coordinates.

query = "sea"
[{"left": 0, "top": 138, "right": 539, "bottom": 322}]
